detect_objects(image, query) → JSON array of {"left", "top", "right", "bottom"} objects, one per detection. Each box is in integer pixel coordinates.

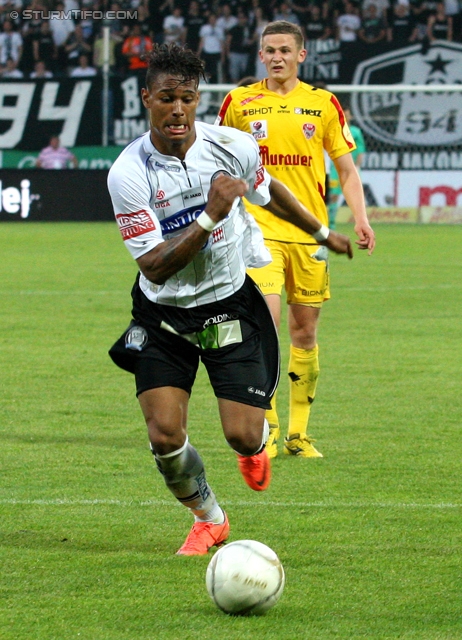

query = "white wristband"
[
  {"left": 196, "top": 211, "right": 216, "bottom": 233},
  {"left": 312, "top": 224, "right": 330, "bottom": 242}
]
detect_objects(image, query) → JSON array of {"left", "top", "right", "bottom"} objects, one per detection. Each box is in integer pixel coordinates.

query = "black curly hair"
[{"left": 145, "top": 43, "right": 206, "bottom": 90}]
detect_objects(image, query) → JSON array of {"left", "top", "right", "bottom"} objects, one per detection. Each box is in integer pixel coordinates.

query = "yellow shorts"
[{"left": 247, "top": 239, "right": 330, "bottom": 307}]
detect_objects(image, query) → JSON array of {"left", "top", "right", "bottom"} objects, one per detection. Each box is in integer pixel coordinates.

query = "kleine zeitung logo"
[{"left": 0, "top": 179, "right": 33, "bottom": 218}]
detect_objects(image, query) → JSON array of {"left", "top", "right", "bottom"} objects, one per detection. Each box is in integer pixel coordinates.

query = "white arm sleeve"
[{"left": 107, "top": 163, "right": 164, "bottom": 260}]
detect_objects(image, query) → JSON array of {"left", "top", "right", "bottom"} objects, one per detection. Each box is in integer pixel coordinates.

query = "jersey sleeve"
[
  {"left": 323, "top": 94, "right": 357, "bottom": 161},
  {"left": 107, "top": 162, "right": 164, "bottom": 260},
  {"left": 216, "top": 91, "right": 239, "bottom": 128},
  {"left": 239, "top": 130, "right": 271, "bottom": 208}
]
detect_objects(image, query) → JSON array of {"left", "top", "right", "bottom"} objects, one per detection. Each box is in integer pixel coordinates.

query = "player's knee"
[
  {"left": 225, "top": 420, "right": 268, "bottom": 456},
  {"left": 147, "top": 419, "right": 186, "bottom": 455}
]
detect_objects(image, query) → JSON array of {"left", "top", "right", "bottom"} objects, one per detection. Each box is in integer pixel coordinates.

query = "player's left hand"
[
  {"left": 325, "top": 230, "right": 353, "bottom": 259},
  {"left": 354, "top": 221, "right": 376, "bottom": 255}
]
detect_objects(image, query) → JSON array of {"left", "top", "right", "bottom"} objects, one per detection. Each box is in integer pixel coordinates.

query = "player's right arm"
[
  {"left": 136, "top": 175, "right": 249, "bottom": 284},
  {"left": 109, "top": 160, "right": 249, "bottom": 286},
  {"left": 265, "top": 177, "right": 353, "bottom": 258}
]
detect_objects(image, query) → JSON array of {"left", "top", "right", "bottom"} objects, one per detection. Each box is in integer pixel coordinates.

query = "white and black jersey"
[{"left": 108, "top": 121, "right": 272, "bottom": 308}]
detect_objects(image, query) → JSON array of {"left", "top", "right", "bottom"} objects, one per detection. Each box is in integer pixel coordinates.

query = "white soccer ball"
[{"left": 206, "top": 540, "right": 285, "bottom": 615}]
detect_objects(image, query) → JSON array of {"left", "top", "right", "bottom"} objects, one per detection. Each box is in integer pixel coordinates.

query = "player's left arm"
[{"left": 333, "top": 153, "right": 375, "bottom": 255}]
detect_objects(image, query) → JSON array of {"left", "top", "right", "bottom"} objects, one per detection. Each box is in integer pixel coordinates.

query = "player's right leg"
[{"left": 138, "top": 386, "right": 229, "bottom": 556}]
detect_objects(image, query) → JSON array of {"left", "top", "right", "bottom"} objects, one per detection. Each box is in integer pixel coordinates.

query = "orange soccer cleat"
[
  {"left": 237, "top": 449, "right": 271, "bottom": 491},
  {"left": 176, "top": 513, "right": 230, "bottom": 556}
]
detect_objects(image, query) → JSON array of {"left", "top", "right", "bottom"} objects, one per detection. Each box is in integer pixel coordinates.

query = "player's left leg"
[
  {"left": 284, "top": 244, "right": 329, "bottom": 458},
  {"left": 219, "top": 399, "right": 271, "bottom": 492}
]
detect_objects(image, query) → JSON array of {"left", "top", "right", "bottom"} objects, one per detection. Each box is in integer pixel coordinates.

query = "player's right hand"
[
  {"left": 325, "top": 231, "right": 353, "bottom": 259},
  {"left": 205, "top": 174, "right": 249, "bottom": 223}
]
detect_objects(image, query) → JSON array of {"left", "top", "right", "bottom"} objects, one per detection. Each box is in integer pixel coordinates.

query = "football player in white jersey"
[{"left": 107, "top": 42, "right": 353, "bottom": 556}]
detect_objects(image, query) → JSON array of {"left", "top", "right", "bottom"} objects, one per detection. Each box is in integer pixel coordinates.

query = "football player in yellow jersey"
[{"left": 216, "top": 21, "right": 375, "bottom": 459}]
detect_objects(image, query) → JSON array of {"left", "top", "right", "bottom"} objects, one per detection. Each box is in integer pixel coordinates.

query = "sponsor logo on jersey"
[
  {"left": 254, "top": 165, "right": 265, "bottom": 188},
  {"left": 303, "top": 123, "right": 316, "bottom": 139},
  {"left": 116, "top": 209, "right": 156, "bottom": 240},
  {"left": 240, "top": 93, "right": 264, "bottom": 106},
  {"left": 294, "top": 107, "right": 322, "bottom": 116},
  {"left": 155, "top": 161, "right": 180, "bottom": 173},
  {"left": 351, "top": 42, "right": 462, "bottom": 147},
  {"left": 212, "top": 226, "right": 224, "bottom": 243},
  {"left": 184, "top": 191, "right": 202, "bottom": 200},
  {"left": 250, "top": 120, "right": 268, "bottom": 140},
  {"left": 278, "top": 105, "right": 290, "bottom": 113},
  {"left": 243, "top": 107, "right": 273, "bottom": 116},
  {"left": 259, "top": 145, "right": 312, "bottom": 167},
  {"left": 156, "top": 190, "right": 165, "bottom": 199},
  {"left": 160, "top": 204, "right": 206, "bottom": 235},
  {"left": 155, "top": 200, "right": 171, "bottom": 208}
]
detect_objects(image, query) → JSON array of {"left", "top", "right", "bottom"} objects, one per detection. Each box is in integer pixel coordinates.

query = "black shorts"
[{"left": 109, "top": 275, "right": 280, "bottom": 409}]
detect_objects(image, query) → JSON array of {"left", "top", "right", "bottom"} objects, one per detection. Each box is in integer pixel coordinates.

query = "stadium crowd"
[{"left": 0, "top": 0, "right": 461, "bottom": 79}]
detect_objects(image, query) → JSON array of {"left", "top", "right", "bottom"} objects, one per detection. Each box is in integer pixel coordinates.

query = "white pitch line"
[{"left": 0, "top": 498, "right": 460, "bottom": 509}]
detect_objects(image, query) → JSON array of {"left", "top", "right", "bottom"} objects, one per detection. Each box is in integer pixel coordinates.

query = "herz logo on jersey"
[{"left": 351, "top": 42, "right": 462, "bottom": 147}]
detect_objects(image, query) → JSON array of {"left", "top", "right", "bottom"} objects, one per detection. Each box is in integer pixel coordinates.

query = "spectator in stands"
[
  {"left": 148, "top": 0, "right": 167, "bottom": 44},
  {"left": 443, "top": 0, "right": 461, "bottom": 42},
  {"left": 428, "top": 1, "right": 453, "bottom": 39},
  {"left": 249, "top": 5, "right": 270, "bottom": 79},
  {"left": 387, "top": 2, "right": 418, "bottom": 43},
  {"left": 217, "top": 3, "right": 238, "bottom": 34},
  {"left": 409, "top": 0, "right": 430, "bottom": 39},
  {"left": 70, "top": 53, "right": 98, "bottom": 76},
  {"left": 0, "top": 56, "right": 23, "bottom": 77},
  {"left": 336, "top": 1, "right": 361, "bottom": 41},
  {"left": 293, "top": 0, "right": 330, "bottom": 21},
  {"left": 273, "top": 1, "right": 301, "bottom": 24},
  {"left": 226, "top": 9, "right": 253, "bottom": 82},
  {"left": 36, "top": 135, "right": 78, "bottom": 169},
  {"left": 19, "top": 20, "right": 41, "bottom": 76},
  {"left": 50, "top": 1, "right": 75, "bottom": 71},
  {"left": 198, "top": 12, "right": 225, "bottom": 83},
  {"left": 358, "top": 3, "right": 387, "bottom": 43},
  {"left": 303, "top": 4, "right": 332, "bottom": 40},
  {"left": 163, "top": 6, "right": 186, "bottom": 45},
  {"left": 30, "top": 59, "right": 54, "bottom": 78},
  {"left": 122, "top": 23, "right": 153, "bottom": 71},
  {"left": 33, "top": 21, "right": 57, "bottom": 73},
  {"left": 184, "top": 0, "right": 206, "bottom": 53},
  {"left": 65, "top": 23, "right": 93, "bottom": 72},
  {"left": 363, "top": 0, "right": 390, "bottom": 20},
  {"left": 0, "top": 20, "right": 22, "bottom": 72},
  {"left": 93, "top": 27, "right": 120, "bottom": 73}
]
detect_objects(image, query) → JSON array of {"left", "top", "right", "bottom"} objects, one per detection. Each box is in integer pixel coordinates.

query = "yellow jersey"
[{"left": 217, "top": 80, "right": 356, "bottom": 243}]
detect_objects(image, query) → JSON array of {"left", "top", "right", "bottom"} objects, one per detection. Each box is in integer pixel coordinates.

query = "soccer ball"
[{"left": 206, "top": 540, "right": 285, "bottom": 615}]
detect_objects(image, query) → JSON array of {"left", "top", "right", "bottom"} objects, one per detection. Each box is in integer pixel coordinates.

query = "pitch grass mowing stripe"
[
  {"left": 2, "top": 499, "right": 460, "bottom": 508},
  {"left": 0, "top": 282, "right": 460, "bottom": 296}
]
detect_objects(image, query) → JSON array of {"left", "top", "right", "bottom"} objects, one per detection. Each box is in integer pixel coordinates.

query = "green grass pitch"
[{"left": 0, "top": 222, "right": 461, "bottom": 639}]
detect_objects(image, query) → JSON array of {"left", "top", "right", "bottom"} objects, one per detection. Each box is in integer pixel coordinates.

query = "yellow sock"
[
  {"left": 287, "top": 344, "right": 319, "bottom": 437},
  {"left": 265, "top": 389, "right": 279, "bottom": 428}
]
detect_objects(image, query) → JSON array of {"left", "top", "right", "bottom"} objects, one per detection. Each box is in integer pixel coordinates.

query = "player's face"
[
  {"left": 141, "top": 74, "right": 200, "bottom": 157},
  {"left": 259, "top": 34, "right": 306, "bottom": 85}
]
